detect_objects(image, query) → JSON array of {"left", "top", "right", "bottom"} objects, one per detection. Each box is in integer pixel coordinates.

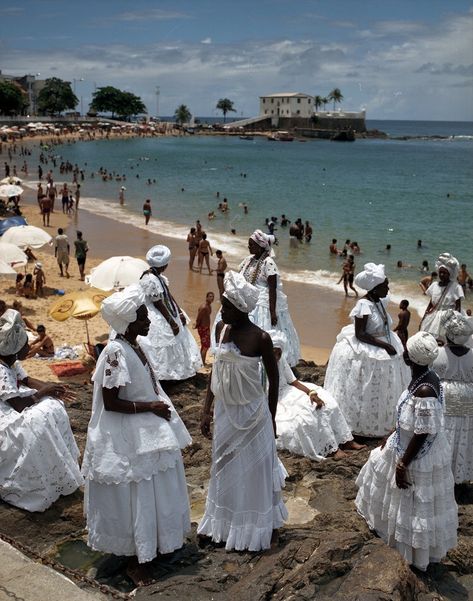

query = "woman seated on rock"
[
  {"left": 270, "top": 331, "right": 364, "bottom": 460},
  {"left": 0, "top": 309, "right": 83, "bottom": 512}
]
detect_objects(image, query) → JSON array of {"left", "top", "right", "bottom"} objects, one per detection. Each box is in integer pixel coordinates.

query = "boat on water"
[
  {"left": 267, "top": 130, "right": 294, "bottom": 142},
  {"left": 239, "top": 135, "right": 254, "bottom": 140}
]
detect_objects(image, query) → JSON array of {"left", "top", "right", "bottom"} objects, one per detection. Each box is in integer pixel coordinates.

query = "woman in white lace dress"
[
  {"left": 82, "top": 285, "right": 191, "bottom": 587},
  {"left": 420, "top": 253, "right": 464, "bottom": 342},
  {"left": 356, "top": 332, "right": 458, "bottom": 571},
  {"left": 270, "top": 331, "right": 364, "bottom": 460},
  {"left": 433, "top": 310, "right": 473, "bottom": 484},
  {"left": 138, "top": 245, "right": 202, "bottom": 380},
  {"left": 0, "top": 309, "right": 83, "bottom": 512},
  {"left": 198, "top": 271, "right": 287, "bottom": 551},
  {"left": 324, "top": 263, "right": 409, "bottom": 437}
]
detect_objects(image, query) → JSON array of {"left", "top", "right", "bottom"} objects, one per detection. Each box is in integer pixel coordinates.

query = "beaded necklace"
[
  {"left": 156, "top": 273, "right": 178, "bottom": 318},
  {"left": 117, "top": 334, "right": 160, "bottom": 396},
  {"left": 242, "top": 251, "right": 269, "bottom": 285},
  {"left": 392, "top": 370, "right": 443, "bottom": 460},
  {"left": 372, "top": 298, "right": 391, "bottom": 344}
]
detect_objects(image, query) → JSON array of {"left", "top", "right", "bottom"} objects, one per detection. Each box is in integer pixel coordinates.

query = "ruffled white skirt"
[
  {"left": 84, "top": 450, "right": 190, "bottom": 563},
  {"left": 324, "top": 326, "right": 410, "bottom": 437},
  {"left": 0, "top": 397, "right": 83, "bottom": 512},
  {"left": 197, "top": 399, "right": 287, "bottom": 551},
  {"left": 276, "top": 384, "right": 353, "bottom": 460},
  {"left": 355, "top": 433, "right": 458, "bottom": 570},
  {"left": 138, "top": 303, "right": 202, "bottom": 380},
  {"left": 444, "top": 415, "right": 473, "bottom": 484}
]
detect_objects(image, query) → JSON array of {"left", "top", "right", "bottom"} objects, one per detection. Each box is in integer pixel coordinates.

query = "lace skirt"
[
  {"left": 84, "top": 450, "right": 190, "bottom": 563},
  {"left": 0, "top": 397, "right": 83, "bottom": 512},
  {"left": 276, "top": 384, "right": 353, "bottom": 460},
  {"left": 324, "top": 336, "right": 409, "bottom": 437},
  {"left": 355, "top": 433, "right": 458, "bottom": 571},
  {"left": 444, "top": 415, "right": 473, "bottom": 484},
  {"left": 197, "top": 400, "right": 287, "bottom": 551}
]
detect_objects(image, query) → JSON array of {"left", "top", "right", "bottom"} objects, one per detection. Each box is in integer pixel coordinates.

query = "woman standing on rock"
[
  {"left": 324, "top": 263, "right": 409, "bottom": 437},
  {"left": 356, "top": 331, "right": 458, "bottom": 571}
]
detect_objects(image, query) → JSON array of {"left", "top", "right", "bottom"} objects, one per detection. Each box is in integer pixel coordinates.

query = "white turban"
[
  {"left": 223, "top": 271, "right": 259, "bottom": 313},
  {"left": 406, "top": 331, "right": 439, "bottom": 366},
  {"left": 101, "top": 284, "right": 146, "bottom": 335},
  {"left": 0, "top": 309, "right": 28, "bottom": 356},
  {"left": 250, "top": 229, "right": 275, "bottom": 250},
  {"left": 442, "top": 309, "right": 473, "bottom": 345},
  {"left": 436, "top": 253, "right": 459, "bottom": 279},
  {"left": 146, "top": 245, "right": 171, "bottom": 268},
  {"left": 354, "top": 263, "right": 386, "bottom": 291},
  {"left": 268, "top": 329, "right": 286, "bottom": 351}
]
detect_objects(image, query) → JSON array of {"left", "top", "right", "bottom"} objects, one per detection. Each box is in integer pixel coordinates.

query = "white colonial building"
[{"left": 259, "top": 93, "right": 313, "bottom": 119}]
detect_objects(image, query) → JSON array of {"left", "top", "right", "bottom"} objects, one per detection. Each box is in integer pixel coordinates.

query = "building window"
[
  {"left": 262, "top": 98, "right": 265, "bottom": 104},
  {"left": 296, "top": 110, "right": 300, "bottom": 115},
  {"left": 297, "top": 98, "right": 301, "bottom": 103},
  {"left": 271, "top": 98, "right": 274, "bottom": 103},
  {"left": 308, "top": 98, "right": 311, "bottom": 103},
  {"left": 265, "top": 110, "right": 268, "bottom": 114}
]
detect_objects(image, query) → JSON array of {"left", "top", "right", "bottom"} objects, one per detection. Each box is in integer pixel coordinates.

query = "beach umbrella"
[
  {"left": 0, "top": 242, "right": 28, "bottom": 266},
  {"left": 0, "top": 258, "right": 17, "bottom": 278},
  {"left": 86, "top": 256, "right": 149, "bottom": 291},
  {"left": 0, "top": 216, "right": 28, "bottom": 236},
  {"left": 2, "top": 225, "right": 52, "bottom": 249},
  {"left": 49, "top": 288, "right": 111, "bottom": 344},
  {"left": 0, "top": 176, "right": 23, "bottom": 185},
  {"left": 0, "top": 184, "right": 24, "bottom": 199}
]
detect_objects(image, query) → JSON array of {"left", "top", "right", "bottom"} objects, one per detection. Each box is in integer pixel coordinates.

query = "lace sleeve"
[
  {"left": 238, "top": 257, "right": 250, "bottom": 272},
  {"left": 13, "top": 362, "right": 28, "bottom": 382},
  {"left": 140, "top": 273, "right": 164, "bottom": 299},
  {"left": 0, "top": 363, "right": 23, "bottom": 401},
  {"left": 264, "top": 257, "right": 279, "bottom": 278},
  {"left": 413, "top": 396, "right": 442, "bottom": 435},
  {"left": 96, "top": 344, "right": 132, "bottom": 389},
  {"left": 349, "top": 299, "right": 373, "bottom": 319},
  {"left": 281, "top": 357, "right": 296, "bottom": 384}
]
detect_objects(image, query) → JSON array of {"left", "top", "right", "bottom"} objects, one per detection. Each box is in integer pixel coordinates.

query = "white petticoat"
[
  {"left": 355, "top": 433, "right": 458, "bottom": 570},
  {"left": 324, "top": 325, "right": 409, "bottom": 437},
  {"left": 0, "top": 397, "right": 83, "bottom": 512},
  {"left": 444, "top": 415, "right": 473, "bottom": 483},
  {"left": 276, "top": 384, "right": 353, "bottom": 460}
]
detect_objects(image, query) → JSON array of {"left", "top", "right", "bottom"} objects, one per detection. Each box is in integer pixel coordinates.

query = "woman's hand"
[
  {"left": 150, "top": 401, "right": 171, "bottom": 421},
  {"left": 272, "top": 416, "right": 278, "bottom": 438},
  {"left": 37, "top": 383, "right": 76, "bottom": 402},
  {"left": 384, "top": 343, "right": 397, "bottom": 356},
  {"left": 309, "top": 391, "right": 325, "bottom": 410},
  {"left": 201, "top": 411, "right": 212, "bottom": 438},
  {"left": 395, "top": 461, "right": 411, "bottom": 489}
]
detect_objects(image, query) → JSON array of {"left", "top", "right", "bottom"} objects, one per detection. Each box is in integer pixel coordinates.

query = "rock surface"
[{"left": 0, "top": 365, "right": 472, "bottom": 601}]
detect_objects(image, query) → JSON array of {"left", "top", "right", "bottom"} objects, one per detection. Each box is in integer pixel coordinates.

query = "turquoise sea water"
[{"left": 27, "top": 120, "right": 473, "bottom": 314}]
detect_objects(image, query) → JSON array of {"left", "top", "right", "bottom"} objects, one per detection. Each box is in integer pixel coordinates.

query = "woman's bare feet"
[
  {"left": 329, "top": 448, "right": 348, "bottom": 460},
  {"left": 340, "top": 440, "right": 367, "bottom": 451},
  {"left": 126, "top": 557, "right": 156, "bottom": 587}
]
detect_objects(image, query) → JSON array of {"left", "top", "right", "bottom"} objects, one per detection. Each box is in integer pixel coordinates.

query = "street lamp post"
[{"left": 73, "top": 78, "right": 84, "bottom": 114}]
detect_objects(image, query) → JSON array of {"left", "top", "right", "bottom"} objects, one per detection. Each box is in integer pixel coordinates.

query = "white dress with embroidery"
[
  {"left": 197, "top": 334, "right": 288, "bottom": 551},
  {"left": 324, "top": 297, "right": 410, "bottom": 437},
  {"left": 138, "top": 272, "right": 202, "bottom": 380},
  {"left": 82, "top": 338, "right": 191, "bottom": 563},
  {"left": 0, "top": 362, "right": 83, "bottom": 512},
  {"left": 356, "top": 384, "right": 458, "bottom": 571},
  {"left": 420, "top": 281, "right": 464, "bottom": 341},
  {"left": 275, "top": 357, "right": 353, "bottom": 460},
  {"left": 433, "top": 346, "right": 473, "bottom": 483}
]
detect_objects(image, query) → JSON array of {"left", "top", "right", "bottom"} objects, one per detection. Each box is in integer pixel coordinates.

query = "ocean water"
[{"left": 27, "top": 120, "right": 473, "bottom": 315}]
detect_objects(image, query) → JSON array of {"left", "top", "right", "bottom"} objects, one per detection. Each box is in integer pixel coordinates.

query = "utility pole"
[{"left": 155, "top": 86, "right": 160, "bottom": 118}]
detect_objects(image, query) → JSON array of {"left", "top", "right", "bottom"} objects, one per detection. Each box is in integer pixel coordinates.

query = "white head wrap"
[
  {"left": 435, "top": 253, "right": 459, "bottom": 279},
  {"left": 101, "top": 284, "right": 146, "bottom": 335},
  {"left": 442, "top": 309, "right": 473, "bottom": 345},
  {"left": 250, "top": 229, "right": 275, "bottom": 250},
  {"left": 146, "top": 245, "right": 171, "bottom": 268},
  {"left": 354, "top": 263, "right": 386, "bottom": 291},
  {"left": 0, "top": 309, "right": 28, "bottom": 356},
  {"left": 268, "top": 329, "right": 286, "bottom": 352},
  {"left": 223, "top": 271, "right": 259, "bottom": 313},
  {"left": 406, "top": 331, "right": 439, "bottom": 366}
]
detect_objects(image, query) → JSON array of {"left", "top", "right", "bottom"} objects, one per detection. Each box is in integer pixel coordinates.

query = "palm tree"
[
  {"left": 314, "top": 95, "right": 323, "bottom": 113},
  {"left": 216, "top": 98, "right": 236, "bottom": 123},
  {"left": 328, "top": 88, "right": 344, "bottom": 111},
  {"left": 321, "top": 97, "right": 329, "bottom": 111},
  {"left": 174, "top": 104, "right": 191, "bottom": 125}
]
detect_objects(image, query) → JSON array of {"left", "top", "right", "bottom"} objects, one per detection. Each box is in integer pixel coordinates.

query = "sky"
[{"left": 0, "top": 0, "right": 472, "bottom": 121}]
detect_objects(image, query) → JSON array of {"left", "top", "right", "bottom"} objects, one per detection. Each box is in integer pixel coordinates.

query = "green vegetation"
[
  {"left": 37, "top": 78, "right": 78, "bottom": 116},
  {"left": 314, "top": 95, "right": 323, "bottom": 112},
  {"left": 328, "top": 88, "right": 344, "bottom": 110},
  {"left": 216, "top": 98, "right": 236, "bottom": 123},
  {"left": 0, "top": 81, "right": 28, "bottom": 115},
  {"left": 174, "top": 104, "right": 192, "bottom": 125},
  {"left": 90, "top": 86, "right": 146, "bottom": 120}
]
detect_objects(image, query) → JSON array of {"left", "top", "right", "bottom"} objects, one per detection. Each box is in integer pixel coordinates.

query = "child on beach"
[
  {"left": 33, "top": 262, "right": 46, "bottom": 297},
  {"left": 22, "top": 274, "right": 35, "bottom": 299},
  {"left": 27, "top": 325, "right": 54, "bottom": 358},
  {"left": 393, "top": 299, "right": 411, "bottom": 349},
  {"left": 194, "top": 292, "right": 215, "bottom": 366}
]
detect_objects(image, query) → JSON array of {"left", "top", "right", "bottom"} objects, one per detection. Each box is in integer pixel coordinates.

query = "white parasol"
[
  {"left": 0, "top": 242, "right": 28, "bottom": 266},
  {"left": 2, "top": 225, "right": 52, "bottom": 249},
  {"left": 0, "top": 184, "right": 24, "bottom": 199},
  {"left": 0, "top": 176, "right": 23, "bottom": 185},
  {"left": 0, "top": 258, "right": 18, "bottom": 277},
  {"left": 86, "top": 256, "right": 149, "bottom": 291}
]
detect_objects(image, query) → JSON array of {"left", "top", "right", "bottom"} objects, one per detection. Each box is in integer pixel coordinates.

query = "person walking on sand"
[
  {"left": 337, "top": 255, "right": 358, "bottom": 297},
  {"left": 393, "top": 299, "right": 411, "bottom": 349},
  {"left": 187, "top": 227, "right": 198, "bottom": 270},
  {"left": 198, "top": 233, "right": 213, "bottom": 275},
  {"left": 61, "top": 183, "right": 69, "bottom": 213},
  {"left": 33, "top": 262, "right": 46, "bottom": 297},
  {"left": 74, "top": 231, "right": 88, "bottom": 281},
  {"left": 75, "top": 184, "right": 80, "bottom": 211},
  {"left": 55, "top": 228, "right": 70, "bottom": 278},
  {"left": 39, "top": 194, "right": 52, "bottom": 227},
  {"left": 194, "top": 292, "right": 214, "bottom": 366},
  {"left": 215, "top": 249, "right": 227, "bottom": 297},
  {"left": 119, "top": 186, "right": 125, "bottom": 205},
  {"left": 143, "top": 199, "right": 152, "bottom": 225}
]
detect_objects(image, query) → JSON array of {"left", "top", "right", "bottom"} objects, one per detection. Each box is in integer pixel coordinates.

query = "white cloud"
[
  {"left": 200, "top": 38, "right": 212, "bottom": 45},
  {"left": 113, "top": 9, "right": 191, "bottom": 22}
]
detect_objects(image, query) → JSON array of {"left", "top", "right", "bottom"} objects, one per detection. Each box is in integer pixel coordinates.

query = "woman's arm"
[
  {"left": 200, "top": 376, "right": 215, "bottom": 438},
  {"left": 455, "top": 298, "right": 461, "bottom": 311},
  {"left": 102, "top": 386, "right": 170, "bottom": 419},
  {"left": 290, "top": 380, "right": 311, "bottom": 395},
  {"left": 21, "top": 377, "right": 75, "bottom": 403},
  {"left": 154, "top": 299, "right": 180, "bottom": 335},
  {"left": 267, "top": 274, "right": 278, "bottom": 326},
  {"left": 354, "top": 315, "right": 396, "bottom": 355},
  {"left": 261, "top": 332, "right": 279, "bottom": 436}
]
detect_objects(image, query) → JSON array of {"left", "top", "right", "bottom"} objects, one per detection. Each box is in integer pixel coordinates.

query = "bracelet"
[
  {"left": 396, "top": 460, "right": 406, "bottom": 470},
  {"left": 133, "top": 402, "right": 137, "bottom": 414}
]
